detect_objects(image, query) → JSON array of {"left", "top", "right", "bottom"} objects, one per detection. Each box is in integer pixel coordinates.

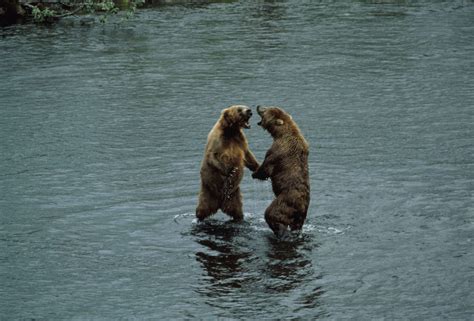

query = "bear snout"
[{"left": 241, "top": 108, "right": 252, "bottom": 121}]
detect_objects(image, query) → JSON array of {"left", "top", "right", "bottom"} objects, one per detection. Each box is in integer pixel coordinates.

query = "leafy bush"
[
  {"left": 29, "top": 0, "right": 145, "bottom": 24},
  {"left": 31, "top": 6, "right": 56, "bottom": 23}
]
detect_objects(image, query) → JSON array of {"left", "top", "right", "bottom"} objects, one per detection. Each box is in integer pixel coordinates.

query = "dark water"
[{"left": 1, "top": 0, "right": 473, "bottom": 319}]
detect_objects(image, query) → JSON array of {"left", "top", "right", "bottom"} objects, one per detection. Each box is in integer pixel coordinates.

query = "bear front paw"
[{"left": 252, "top": 171, "right": 267, "bottom": 180}]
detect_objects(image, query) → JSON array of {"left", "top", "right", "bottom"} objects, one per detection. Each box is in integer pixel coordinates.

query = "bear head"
[
  {"left": 220, "top": 105, "right": 253, "bottom": 130},
  {"left": 256, "top": 105, "right": 294, "bottom": 137}
]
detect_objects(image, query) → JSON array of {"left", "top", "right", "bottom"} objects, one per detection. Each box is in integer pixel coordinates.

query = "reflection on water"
[
  {"left": 263, "top": 235, "right": 318, "bottom": 293},
  {"left": 192, "top": 221, "right": 254, "bottom": 294},
  {"left": 191, "top": 219, "right": 324, "bottom": 317}
]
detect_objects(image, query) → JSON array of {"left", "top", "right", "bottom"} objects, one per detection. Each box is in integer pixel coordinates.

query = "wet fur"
[
  {"left": 253, "top": 106, "right": 310, "bottom": 237},
  {"left": 196, "top": 106, "right": 259, "bottom": 221}
]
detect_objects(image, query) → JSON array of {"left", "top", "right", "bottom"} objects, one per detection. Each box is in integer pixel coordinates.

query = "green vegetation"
[
  {"left": 31, "top": 5, "right": 56, "bottom": 23},
  {"left": 1, "top": 0, "right": 146, "bottom": 25},
  {"left": 84, "top": 0, "right": 119, "bottom": 23}
]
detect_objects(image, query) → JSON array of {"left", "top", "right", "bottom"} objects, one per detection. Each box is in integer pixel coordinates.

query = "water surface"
[{"left": 1, "top": 0, "right": 473, "bottom": 319}]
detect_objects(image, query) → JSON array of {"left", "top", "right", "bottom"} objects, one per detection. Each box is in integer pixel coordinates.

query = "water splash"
[
  {"left": 173, "top": 212, "right": 196, "bottom": 224},
  {"left": 304, "top": 225, "right": 352, "bottom": 235}
]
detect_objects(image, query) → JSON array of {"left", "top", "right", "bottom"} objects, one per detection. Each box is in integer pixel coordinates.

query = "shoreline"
[{"left": 0, "top": 0, "right": 236, "bottom": 26}]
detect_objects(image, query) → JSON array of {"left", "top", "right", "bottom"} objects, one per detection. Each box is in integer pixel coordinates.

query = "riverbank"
[
  {"left": 0, "top": 0, "right": 235, "bottom": 26},
  {"left": 0, "top": 0, "right": 25, "bottom": 25}
]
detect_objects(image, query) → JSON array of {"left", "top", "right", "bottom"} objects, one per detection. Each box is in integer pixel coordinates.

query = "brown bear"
[
  {"left": 196, "top": 105, "right": 259, "bottom": 221},
  {"left": 252, "top": 105, "right": 310, "bottom": 238}
]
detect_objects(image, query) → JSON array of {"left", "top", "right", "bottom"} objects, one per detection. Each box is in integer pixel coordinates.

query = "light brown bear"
[
  {"left": 252, "top": 106, "right": 310, "bottom": 238},
  {"left": 196, "top": 105, "right": 259, "bottom": 221}
]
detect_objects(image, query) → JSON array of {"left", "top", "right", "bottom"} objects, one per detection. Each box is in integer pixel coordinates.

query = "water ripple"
[{"left": 1, "top": 1, "right": 473, "bottom": 319}]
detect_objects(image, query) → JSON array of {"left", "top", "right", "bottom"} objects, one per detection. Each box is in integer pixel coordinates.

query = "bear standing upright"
[
  {"left": 252, "top": 106, "right": 310, "bottom": 237},
  {"left": 196, "top": 105, "right": 259, "bottom": 221}
]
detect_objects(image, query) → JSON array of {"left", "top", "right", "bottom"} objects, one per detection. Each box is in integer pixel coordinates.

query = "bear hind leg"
[
  {"left": 221, "top": 188, "right": 244, "bottom": 222},
  {"left": 289, "top": 214, "right": 306, "bottom": 232},
  {"left": 196, "top": 188, "right": 219, "bottom": 221},
  {"left": 264, "top": 198, "right": 294, "bottom": 238}
]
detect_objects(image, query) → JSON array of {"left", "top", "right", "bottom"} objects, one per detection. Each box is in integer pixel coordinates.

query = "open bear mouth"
[{"left": 241, "top": 112, "right": 252, "bottom": 129}]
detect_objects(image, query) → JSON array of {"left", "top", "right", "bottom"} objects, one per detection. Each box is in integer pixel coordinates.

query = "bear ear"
[
  {"left": 222, "top": 109, "right": 233, "bottom": 127},
  {"left": 276, "top": 119, "right": 284, "bottom": 126}
]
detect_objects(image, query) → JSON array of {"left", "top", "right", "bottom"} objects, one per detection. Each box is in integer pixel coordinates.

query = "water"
[{"left": 1, "top": 0, "right": 473, "bottom": 319}]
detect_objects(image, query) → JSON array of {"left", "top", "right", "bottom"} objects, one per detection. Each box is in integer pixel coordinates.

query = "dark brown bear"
[
  {"left": 252, "top": 106, "right": 310, "bottom": 237},
  {"left": 196, "top": 105, "right": 259, "bottom": 221}
]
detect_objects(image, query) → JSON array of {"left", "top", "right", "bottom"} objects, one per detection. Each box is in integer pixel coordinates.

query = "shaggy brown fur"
[
  {"left": 252, "top": 106, "right": 310, "bottom": 237},
  {"left": 196, "top": 105, "right": 259, "bottom": 221}
]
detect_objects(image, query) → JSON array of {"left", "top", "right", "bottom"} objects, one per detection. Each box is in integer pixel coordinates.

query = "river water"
[{"left": 1, "top": 0, "right": 473, "bottom": 319}]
